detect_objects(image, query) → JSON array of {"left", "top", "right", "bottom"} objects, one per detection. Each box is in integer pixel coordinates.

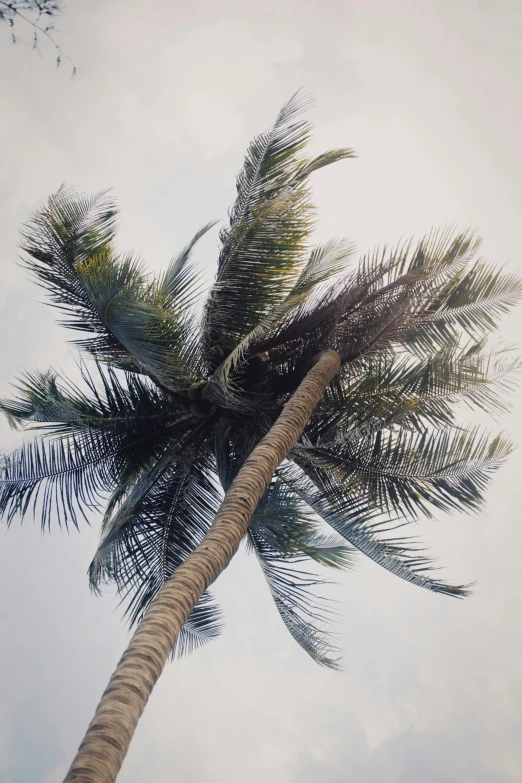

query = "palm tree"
[{"left": 1, "top": 94, "right": 520, "bottom": 783}]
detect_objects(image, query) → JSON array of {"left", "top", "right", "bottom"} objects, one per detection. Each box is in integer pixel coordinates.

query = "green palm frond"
[
  {"left": 74, "top": 250, "right": 200, "bottom": 389},
  {"left": 251, "top": 230, "right": 477, "bottom": 367},
  {"left": 24, "top": 191, "right": 134, "bottom": 364},
  {"left": 282, "top": 464, "right": 470, "bottom": 597},
  {"left": 308, "top": 347, "right": 521, "bottom": 441},
  {"left": 205, "top": 238, "right": 357, "bottom": 404},
  {"left": 89, "top": 446, "right": 221, "bottom": 629},
  {"left": 0, "top": 431, "right": 120, "bottom": 529},
  {"left": 90, "top": 439, "right": 224, "bottom": 651},
  {"left": 299, "top": 530, "right": 356, "bottom": 570},
  {"left": 159, "top": 221, "right": 218, "bottom": 306},
  {"left": 202, "top": 92, "right": 355, "bottom": 370},
  {"left": 0, "top": 364, "right": 191, "bottom": 529},
  {"left": 173, "top": 592, "right": 223, "bottom": 659},
  {"left": 249, "top": 475, "right": 354, "bottom": 566},
  {"left": 289, "top": 238, "right": 356, "bottom": 297},
  {"left": 292, "top": 148, "right": 356, "bottom": 183},
  {"left": 295, "top": 427, "right": 513, "bottom": 518},
  {"left": 0, "top": 362, "right": 190, "bottom": 474},
  {"left": 407, "top": 261, "right": 522, "bottom": 353},
  {"left": 249, "top": 529, "right": 342, "bottom": 669},
  {"left": 0, "top": 362, "right": 179, "bottom": 432},
  {"left": 21, "top": 185, "right": 118, "bottom": 314},
  {"left": 22, "top": 187, "right": 208, "bottom": 391}
]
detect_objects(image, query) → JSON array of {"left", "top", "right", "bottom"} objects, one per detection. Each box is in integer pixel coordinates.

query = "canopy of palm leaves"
[{"left": 1, "top": 93, "right": 520, "bottom": 668}]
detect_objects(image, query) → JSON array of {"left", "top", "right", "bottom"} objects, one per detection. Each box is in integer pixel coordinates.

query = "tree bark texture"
[{"left": 63, "top": 349, "right": 341, "bottom": 783}]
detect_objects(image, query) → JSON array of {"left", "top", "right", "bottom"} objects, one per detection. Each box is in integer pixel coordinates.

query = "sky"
[{"left": 1, "top": 1, "right": 521, "bottom": 781}]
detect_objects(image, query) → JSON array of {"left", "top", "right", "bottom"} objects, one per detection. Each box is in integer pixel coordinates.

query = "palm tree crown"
[{"left": 1, "top": 94, "right": 520, "bottom": 668}]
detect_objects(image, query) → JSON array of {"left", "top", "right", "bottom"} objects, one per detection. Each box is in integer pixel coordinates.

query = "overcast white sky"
[{"left": 1, "top": 1, "right": 522, "bottom": 781}]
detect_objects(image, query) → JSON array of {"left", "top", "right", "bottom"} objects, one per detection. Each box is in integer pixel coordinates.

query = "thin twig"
[{"left": 0, "top": 0, "right": 76, "bottom": 73}]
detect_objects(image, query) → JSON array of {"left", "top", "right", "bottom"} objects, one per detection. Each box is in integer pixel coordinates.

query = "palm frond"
[
  {"left": 249, "top": 528, "right": 341, "bottom": 669},
  {"left": 289, "top": 238, "right": 356, "bottom": 297},
  {"left": 21, "top": 184, "right": 118, "bottom": 311},
  {"left": 0, "top": 361, "right": 189, "bottom": 477},
  {"left": 89, "top": 446, "right": 222, "bottom": 629},
  {"left": 0, "top": 361, "right": 180, "bottom": 432},
  {"left": 249, "top": 474, "right": 354, "bottom": 566},
  {"left": 0, "top": 363, "right": 193, "bottom": 529},
  {"left": 206, "top": 238, "right": 357, "bottom": 403},
  {"left": 252, "top": 230, "right": 480, "bottom": 368},
  {"left": 299, "top": 530, "right": 356, "bottom": 570},
  {"left": 407, "top": 261, "right": 522, "bottom": 353},
  {"left": 21, "top": 187, "right": 205, "bottom": 390},
  {"left": 0, "top": 431, "right": 119, "bottom": 530},
  {"left": 292, "top": 148, "right": 356, "bottom": 183},
  {"left": 294, "top": 427, "right": 513, "bottom": 518},
  {"left": 202, "top": 92, "right": 355, "bottom": 370},
  {"left": 282, "top": 464, "right": 470, "bottom": 597},
  {"left": 74, "top": 250, "right": 200, "bottom": 389},
  {"left": 307, "top": 347, "right": 521, "bottom": 442},
  {"left": 160, "top": 221, "right": 218, "bottom": 308},
  {"left": 172, "top": 591, "right": 223, "bottom": 659}
]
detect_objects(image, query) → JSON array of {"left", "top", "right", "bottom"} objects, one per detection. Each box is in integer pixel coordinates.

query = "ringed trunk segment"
[{"left": 63, "top": 349, "right": 341, "bottom": 783}]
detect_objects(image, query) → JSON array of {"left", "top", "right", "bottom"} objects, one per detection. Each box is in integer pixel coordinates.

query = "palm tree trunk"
[{"left": 63, "top": 349, "right": 341, "bottom": 783}]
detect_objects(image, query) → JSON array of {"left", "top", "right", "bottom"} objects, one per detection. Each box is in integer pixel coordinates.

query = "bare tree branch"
[{"left": 0, "top": 0, "right": 76, "bottom": 73}]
